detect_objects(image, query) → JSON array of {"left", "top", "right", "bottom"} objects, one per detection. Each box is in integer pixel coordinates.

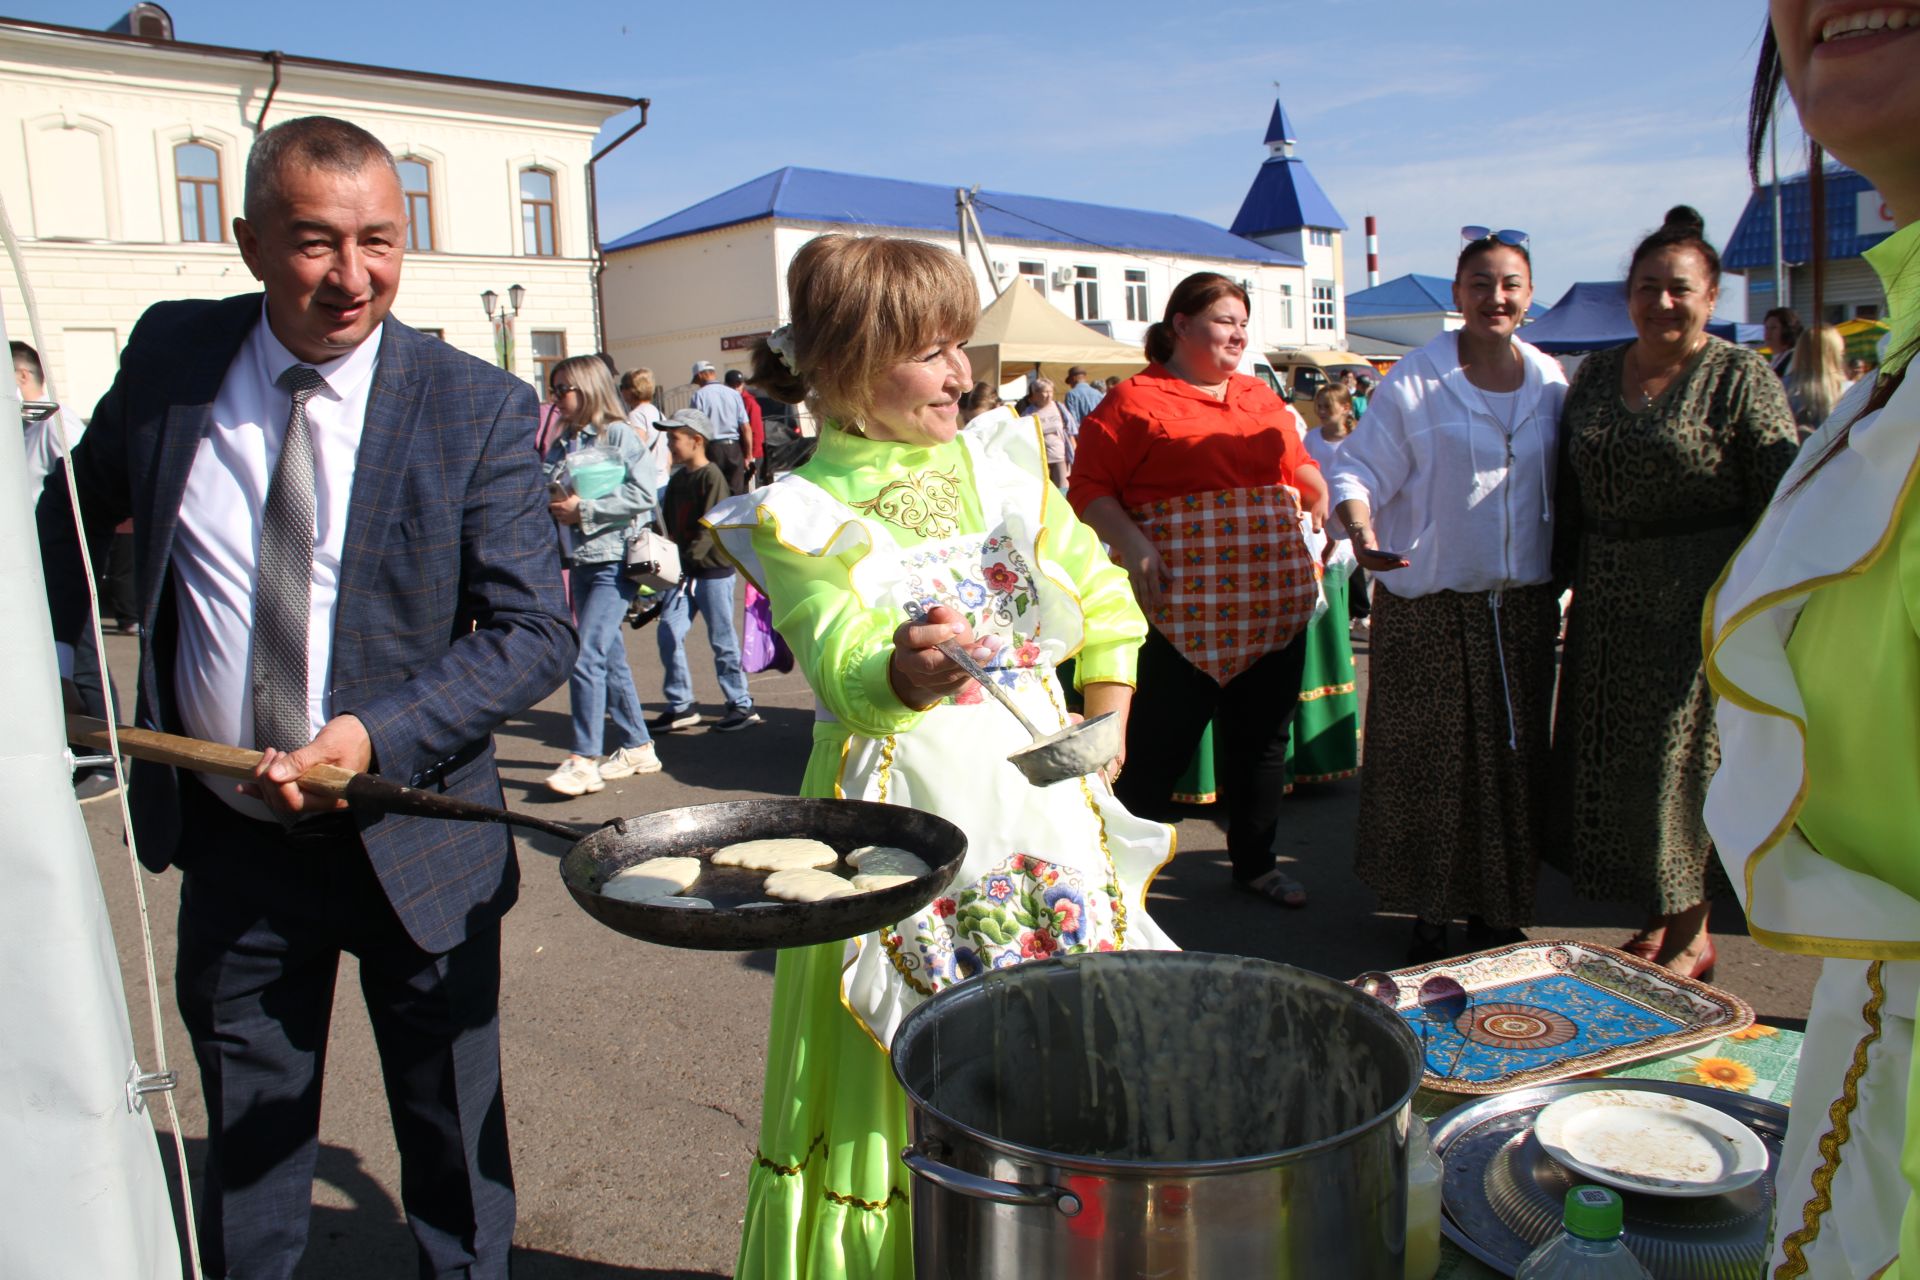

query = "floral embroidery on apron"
[{"left": 867, "top": 528, "right": 1128, "bottom": 995}]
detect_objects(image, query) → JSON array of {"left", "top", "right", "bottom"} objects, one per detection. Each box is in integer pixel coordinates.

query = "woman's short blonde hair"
[
  {"left": 1031, "top": 377, "right": 1055, "bottom": 396},
  {"left": 749, "top": 233, "right": 979, "bottom": 427},
  {"left": 619, "top": 368, "right": 656, "bottom": 404},
  {"left": 552, "top": 355, "right": 626, "bottom": 429}
]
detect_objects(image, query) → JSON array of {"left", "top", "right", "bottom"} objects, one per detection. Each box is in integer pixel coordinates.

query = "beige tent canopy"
[{"left": 965, "top": 281, "right": 1148, "bottom": 393}]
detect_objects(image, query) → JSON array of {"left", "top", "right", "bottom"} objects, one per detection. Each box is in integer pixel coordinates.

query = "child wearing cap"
[{"left": 651, "top": 409, "right": 759, "bottom": 732}]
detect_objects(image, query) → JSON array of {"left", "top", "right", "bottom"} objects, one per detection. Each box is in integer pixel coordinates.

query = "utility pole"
[
  {"left": 1770, "top": 100, "right": 1786, "bottom": 312},
  {"left": 955, "top": 187, "right": 1003, "bottom": 298}
]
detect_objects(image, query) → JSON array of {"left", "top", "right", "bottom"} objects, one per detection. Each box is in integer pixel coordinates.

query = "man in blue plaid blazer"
[{"left": 39, "top": 117, "right": 575, "bottom": 1278}]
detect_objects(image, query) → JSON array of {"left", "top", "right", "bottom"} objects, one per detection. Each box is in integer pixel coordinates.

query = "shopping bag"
[{"left": 742, "top": 582, "right": 793, "bottom": 674}]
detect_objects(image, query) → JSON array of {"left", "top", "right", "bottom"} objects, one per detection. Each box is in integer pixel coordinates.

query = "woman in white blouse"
[{"left": 1330, "top": 230, "right": 1568, "bottom": 963}]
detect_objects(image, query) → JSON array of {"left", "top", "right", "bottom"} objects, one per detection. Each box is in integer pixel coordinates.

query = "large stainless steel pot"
[{"left": 890, "top": 951, "right": 1423, "bottom": 1279}]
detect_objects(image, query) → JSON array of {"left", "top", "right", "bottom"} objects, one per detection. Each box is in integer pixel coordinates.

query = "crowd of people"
[{"left": 19, "top": 3, "right": 1919, "bottom": 1275}]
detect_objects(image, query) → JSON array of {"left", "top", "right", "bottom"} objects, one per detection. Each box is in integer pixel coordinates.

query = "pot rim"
[{"left": 893, "top": 951, "right": 1424, "bottom": 1177}]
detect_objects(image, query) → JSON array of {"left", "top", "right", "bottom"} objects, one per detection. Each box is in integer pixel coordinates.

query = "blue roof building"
[
  {"left": 607, "top": 166, "right": 1298, "bottom": 265},
  {"left": 1229, "top": 95, "right": 1349, "bottom": 345},
  {"left": 1724, "top": 164, "right": 1894, "bottom": 326},
  {"left": 601, "top": 154, "right": 1327, "bottom": 399}
]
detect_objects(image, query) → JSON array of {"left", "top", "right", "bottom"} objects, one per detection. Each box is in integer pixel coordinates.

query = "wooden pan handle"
[{"left": 64, "top": 714, "right": 357, "bottom": 798}]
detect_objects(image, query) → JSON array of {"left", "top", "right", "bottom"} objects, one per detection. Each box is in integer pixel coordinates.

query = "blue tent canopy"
[{"left": 1523, "top": 281, "right": 1753, "bottom": 354}]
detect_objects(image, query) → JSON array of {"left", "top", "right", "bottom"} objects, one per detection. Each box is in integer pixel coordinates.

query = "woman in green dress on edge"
[{"left": 1704, "top": 3, "right": 1920, "bottom": 1273}]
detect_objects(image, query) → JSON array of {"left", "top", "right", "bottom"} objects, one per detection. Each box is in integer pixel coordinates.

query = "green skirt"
[
  {"left": 735, "top": 737, "right": 914, "bottom": 1280},
  {"left": 735, "top": 940, "right": 913, "bottom": 1280},
  {"left": 1172, "top": 568, "right": 1359, "bottom": 802}
]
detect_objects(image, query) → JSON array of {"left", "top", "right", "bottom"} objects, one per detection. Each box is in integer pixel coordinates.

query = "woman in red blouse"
[{"left": 1071, "top": 273, "right": 1328, "bottom": 905}]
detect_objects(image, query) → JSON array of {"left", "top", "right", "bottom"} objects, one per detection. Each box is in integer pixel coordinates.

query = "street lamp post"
[{"left": 481, "top": 284, "right": 527, "bottom": 372}]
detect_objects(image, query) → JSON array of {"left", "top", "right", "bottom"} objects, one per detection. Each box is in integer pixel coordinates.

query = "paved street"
[{"left": 84, "top": 620, "right": 1818, "bottom": 1278}]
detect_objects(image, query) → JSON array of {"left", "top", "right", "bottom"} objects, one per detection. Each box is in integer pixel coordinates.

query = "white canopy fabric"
[
  {"left": 965, "top": 282, "right": 1148, "bottom": 392},
  {"left": 0, "top": 373, "right": 181, "bottom": 1273}
]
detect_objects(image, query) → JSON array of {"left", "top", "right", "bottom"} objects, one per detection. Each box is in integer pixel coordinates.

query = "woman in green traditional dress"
[
  {"left": 707, "top": 234, "right": 1175, "bottom": 1280},
  {"left": 1552, "top": 206, "right": 1798, "bottom": 981},
  {"left": 1705, "top": 4, "right": 1920, "bottom": 1272}
]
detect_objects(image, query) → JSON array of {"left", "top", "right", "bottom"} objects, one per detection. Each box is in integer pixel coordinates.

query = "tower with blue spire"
[{"left": 1232, "top": 95, "right": 1348, "bottom": 343}]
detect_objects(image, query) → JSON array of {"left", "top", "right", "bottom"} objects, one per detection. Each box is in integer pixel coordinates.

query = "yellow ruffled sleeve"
[
  {"left": 1038, "top": 477, "right": 1146, "bottom": 690},
  {"left": 745, "top": 516, "right": 928, "bottom": 740}
]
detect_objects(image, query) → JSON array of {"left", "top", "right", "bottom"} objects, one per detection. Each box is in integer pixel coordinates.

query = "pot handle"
[{"left": 901, "top": 1148, "right": 1082, "bottom": 1217}]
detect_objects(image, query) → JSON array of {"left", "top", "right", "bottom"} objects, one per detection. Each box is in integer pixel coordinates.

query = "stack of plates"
[{"left": 1430, "top": 1080, "right": 1787, "bottom": 1278}]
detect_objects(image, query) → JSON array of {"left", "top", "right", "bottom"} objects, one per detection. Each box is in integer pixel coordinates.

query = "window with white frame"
[
  {"left": 1124, "top": 269, "right": 1148, "bottom": 322},
  {"left": 1019, "top": 260, "right": 1045, "bottom": 294},
  {"left": 520, "top": 167, "right": 557, "bottom": 257},
  {"left": 398, "top": 158, "right": 434, "bottom": 252},
  {"left": 1073, "top": 265, "right": 1100, "bottom": 321},
  {"left": 1279, "top": 283, "right": 1295, "bottom": 328},
  {"left": 175, "top": 141, "right": 224, "bottom": 243},
  {"left": 1311, "top": 281, "right": 1336, "bottom": 331},
  {"left": 1309, "top": 228, "right": 1334, "bottom": 247}
]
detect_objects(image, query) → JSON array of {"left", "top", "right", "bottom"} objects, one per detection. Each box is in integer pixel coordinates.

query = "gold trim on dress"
[
  {"left": 1774, "top": 960, "right": 1888, "bottom": 1279},
  {"left": 851, "top": 468, "right": 964, "bottom": 539},
  {"left": 753, "top": 1135, "right": 908, "bottom": 1215},
  {"left": 1297, "top": 680, "right": 1358, "bottom": 704},
  {"left": 754, "top": 1133, "right": 828, "bottom": 1177},
  {"left": 1699, "top": 430, "right": 1920, "bottom": 959}
]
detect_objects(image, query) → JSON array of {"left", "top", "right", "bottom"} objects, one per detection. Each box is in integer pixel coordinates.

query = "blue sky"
[{"left": 38, "top": 0, "right": 1797, "bottom": 315}]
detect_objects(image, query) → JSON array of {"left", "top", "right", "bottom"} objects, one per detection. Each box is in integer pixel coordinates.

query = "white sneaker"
[
  {"left": 599, "top": 742, "right": 662, "bottom": 778},
  {"left": 545, "top": 755, "right": 604, "bottom": 796}
]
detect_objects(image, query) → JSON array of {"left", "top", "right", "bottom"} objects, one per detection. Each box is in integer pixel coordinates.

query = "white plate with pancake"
[{"left": 1532, "top": 1088, "right": 1768, "bottom": 1197}]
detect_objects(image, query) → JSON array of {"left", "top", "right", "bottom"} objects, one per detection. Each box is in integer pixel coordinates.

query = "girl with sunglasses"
[{"left": 1330, "top": 228, "right": 1567, "bottom": 962}]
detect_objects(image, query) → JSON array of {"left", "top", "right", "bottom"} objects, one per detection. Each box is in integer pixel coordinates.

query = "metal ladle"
[{"left": 904, "top": 605, "right": 1121, "bottom": 787}]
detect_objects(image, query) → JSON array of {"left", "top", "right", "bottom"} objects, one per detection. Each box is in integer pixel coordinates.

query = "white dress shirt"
[
  {"left": 23, "top": 403, "right": 86, "bottom": 505},
  {"left": 172, "top": 305, "right": 380, "bottom": 814},
  {"left": 1329, "top": 330, "right": 1567, "bottom": 599}
]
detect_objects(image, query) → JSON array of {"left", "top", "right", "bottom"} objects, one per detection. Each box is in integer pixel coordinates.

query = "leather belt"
[{"left": 1588, "top": 510, "right": 1748, "bottom": 541}]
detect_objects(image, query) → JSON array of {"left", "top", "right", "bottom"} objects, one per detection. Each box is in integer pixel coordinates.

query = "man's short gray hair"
[{"left": 244, "top": 116, "right": 399, "bottom": 222}]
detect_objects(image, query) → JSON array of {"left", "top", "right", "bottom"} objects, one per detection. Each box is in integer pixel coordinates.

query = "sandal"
[{"left": 1236, "top": 868, "right": 1308, "bottom": 909}]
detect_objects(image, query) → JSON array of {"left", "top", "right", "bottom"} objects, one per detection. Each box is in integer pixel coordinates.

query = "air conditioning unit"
[
  {"left": 1051, "top": 267, "right": 1076, "bottom": 289},
  {"left": 990, "top": 260, "right": 1012, "bottom": 278}
]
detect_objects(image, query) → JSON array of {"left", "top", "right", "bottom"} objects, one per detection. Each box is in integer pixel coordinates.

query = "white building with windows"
[
  {"left": 0, "top": 8, "right": 636, "bottom": 416},
  {"left": 601, "top": 98, "right": 1349, "bottom": 399}
]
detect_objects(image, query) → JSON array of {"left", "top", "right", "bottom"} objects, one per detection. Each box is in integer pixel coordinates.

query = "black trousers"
[
  {"left": 708, "top": 438, "right": 748, "bottom": 495},
  {"left": 1115, "top": 626, "right": 1310, "bottom": 881},
  {"left": 174, "top": 780, "right": 513, "bottom": 1280}
]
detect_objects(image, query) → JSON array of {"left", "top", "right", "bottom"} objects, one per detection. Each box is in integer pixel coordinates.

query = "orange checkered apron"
[{"left": 1126, "top": 485, "right": 1321, "bottom": 685}]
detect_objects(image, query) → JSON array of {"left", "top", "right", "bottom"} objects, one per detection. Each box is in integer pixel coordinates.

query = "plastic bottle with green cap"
[{"left": 1514, "top": 1186, "right": 1653, "bottom": 1278}]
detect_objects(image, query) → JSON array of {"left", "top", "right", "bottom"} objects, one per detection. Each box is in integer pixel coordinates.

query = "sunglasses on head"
[{"left": 1461, "top": 225, "right": 1530, "bottom": 251}]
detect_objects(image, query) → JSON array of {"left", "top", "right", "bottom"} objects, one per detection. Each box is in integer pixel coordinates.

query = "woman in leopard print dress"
[{"left": 1551, "top": 207, "right": 1798, "bottom": 980}]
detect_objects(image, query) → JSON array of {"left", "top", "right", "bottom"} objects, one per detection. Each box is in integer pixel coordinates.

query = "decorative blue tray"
[{"left": 1379, "top": 940, "right": 1754, "bottom": 1095}]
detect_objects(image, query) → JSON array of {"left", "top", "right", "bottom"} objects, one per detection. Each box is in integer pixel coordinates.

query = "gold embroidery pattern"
[
  {"left": 755, "top": 1134, "right": 827, "bottom": 1177},
  {"left": 824, "top": 1186, "right": 908, "bottom": 1213},
  {"left": 852, "top": 469, "right": 963, "bottom": 539},
  {"left": 1775, "top": 960, "right": 1887, "bottom": 1279},
  {"left": 754, "top": 1136, "right": 908, "bottom": 1214}
]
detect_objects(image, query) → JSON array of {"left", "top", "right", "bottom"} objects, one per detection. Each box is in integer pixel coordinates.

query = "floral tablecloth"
[{"left": 1427, "top": 1024, "right": 1803, "bottom": 1279}]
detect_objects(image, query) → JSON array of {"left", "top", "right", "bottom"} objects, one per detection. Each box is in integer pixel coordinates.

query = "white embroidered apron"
[{"left": 710, "top": 415, "right": 1177, "bottom": 1049}]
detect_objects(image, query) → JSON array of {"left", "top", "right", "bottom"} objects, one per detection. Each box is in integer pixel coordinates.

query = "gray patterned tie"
[{"left": 251, "top": 364, "right": 327, "bottom": 751}]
